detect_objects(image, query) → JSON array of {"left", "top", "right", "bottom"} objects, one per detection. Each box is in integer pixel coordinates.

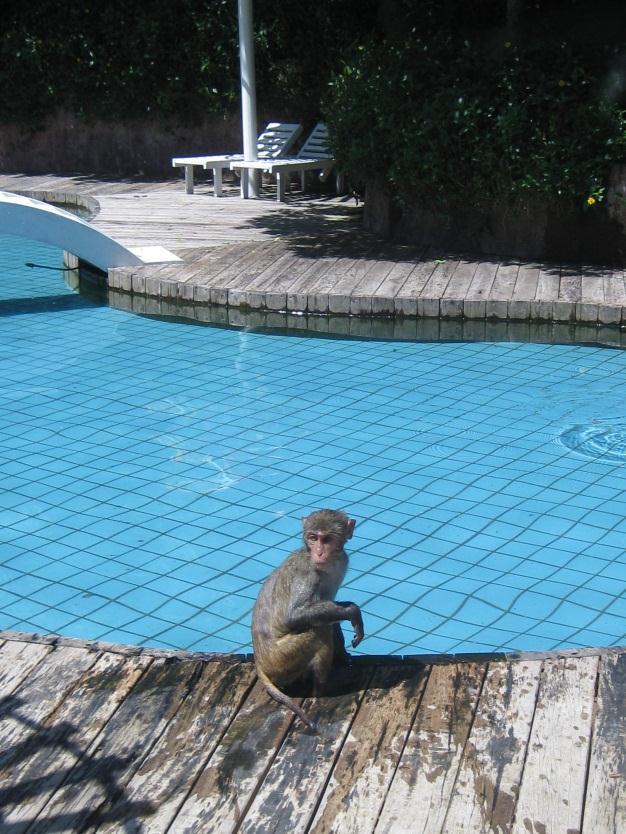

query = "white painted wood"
[
  {"left": 582, "top": 653, "right": 626, "bottom": 834},
  {"left": 511, "top": 656, "right": 598, "bottom": 834},
  {"left": 309, "top": 665, "right": 428, "bottom": 834},
  {"left": 169, "top": 680, "right": 299, "bottom": 834},
  {"left": 0, "top": 191, "right": 178, "bottom": 269},
  {"left": 375, "top": 663, "right": 485, "bottom": 834},
  {"left": 0, "top": 640, "right": 51, "bottom": 696},
  {"left": 0, "top": 652, "right": 152, "bottom": 832},
  {"left": 442, "top": 660, "right": 542, "bottom": 833},
  {"left": 172, "top": 123, "right": 302, "bottom": 196},
  {"left": 0, "top": 646, "right": 98, "bottom": 758},
  {"left": 231, "top": 123, "right": 335, "bottom": 201}
]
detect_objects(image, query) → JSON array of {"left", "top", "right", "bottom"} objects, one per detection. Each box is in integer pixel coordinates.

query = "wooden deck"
[
  {"left": 2, "top": 173, "right": 626, "bottom": 334},
  {"left": 0, "top": 631, "right": 624, "bottom": 834}
]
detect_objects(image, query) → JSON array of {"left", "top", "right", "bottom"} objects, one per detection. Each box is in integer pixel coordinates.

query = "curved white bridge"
[{"left": 0, "top": 191, "right": 181, "bottom": 271}]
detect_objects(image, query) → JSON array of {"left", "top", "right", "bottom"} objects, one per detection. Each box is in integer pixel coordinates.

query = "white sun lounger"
[
  {"left": 229, "top": 123, "right": 335, "bottom": 201},
  {"left": 171, "top": 122, "right": 303, "bottom": 196}
]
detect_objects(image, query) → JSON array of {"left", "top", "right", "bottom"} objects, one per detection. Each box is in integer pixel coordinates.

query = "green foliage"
[
  {"left": 0, "top": 0, "right": 377, "bottom": 127},
  {"left": 325, "top": 36, "right": 626, "bottom": 209},
  {"left": 0, "top": 1, "right": 240, "bottom": 124}
]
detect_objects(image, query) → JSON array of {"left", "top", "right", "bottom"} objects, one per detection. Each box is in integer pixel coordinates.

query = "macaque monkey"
[{"left": 252, "top": 509, "right": 364, "bottom": 732}]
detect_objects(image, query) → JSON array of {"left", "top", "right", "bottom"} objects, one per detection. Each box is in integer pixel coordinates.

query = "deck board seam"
[{"left": 371, "top": 663, "right": 433, "bottom": 834}]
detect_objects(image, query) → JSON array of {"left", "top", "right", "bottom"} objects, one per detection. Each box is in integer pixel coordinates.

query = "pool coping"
[{"left": 3, "top": 628, "right": 624, "bottom": 666}]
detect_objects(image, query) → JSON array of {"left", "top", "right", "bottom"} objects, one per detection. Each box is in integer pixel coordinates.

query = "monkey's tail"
[{"left": 256, "top": 667, "right": 318, "bottom": 733}]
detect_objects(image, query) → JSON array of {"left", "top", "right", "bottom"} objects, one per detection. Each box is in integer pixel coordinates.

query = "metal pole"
[{"left": 238, "top": 0, "right": 259, "bottom": 197}]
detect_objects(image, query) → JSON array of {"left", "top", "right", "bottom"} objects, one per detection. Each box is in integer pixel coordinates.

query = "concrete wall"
[{"left": 0, "top": 110, "right": 256, "bottom": 178}]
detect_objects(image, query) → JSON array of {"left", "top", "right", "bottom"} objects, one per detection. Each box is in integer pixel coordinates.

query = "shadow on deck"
[{"left": 0, "top": 631, "right": 624, "bottom": 833}]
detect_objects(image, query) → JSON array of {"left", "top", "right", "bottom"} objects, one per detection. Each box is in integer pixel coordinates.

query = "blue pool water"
[{"left": 1, "top": 232, "right": 625, "bottom": 656}]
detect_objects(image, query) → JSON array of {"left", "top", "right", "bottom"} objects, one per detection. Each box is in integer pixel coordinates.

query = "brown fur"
[{"left": 251, "top": 509, "right": 363, "bottom": 732}]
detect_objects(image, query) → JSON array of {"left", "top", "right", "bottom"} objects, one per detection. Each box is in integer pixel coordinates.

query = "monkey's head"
[{"left": 302, "top": 509, "right": 356, "bottom": 570}]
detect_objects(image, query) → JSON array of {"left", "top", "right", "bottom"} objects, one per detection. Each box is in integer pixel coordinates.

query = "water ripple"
[{"left": 560, "top": 420, "right": 626, "bottom": 461}]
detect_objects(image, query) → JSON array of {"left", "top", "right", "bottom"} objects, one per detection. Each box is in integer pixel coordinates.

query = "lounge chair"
[
  {"left": 171, "top": 122, "right": 303, "bottom": 196},
  {"left": 230, "top": 123, "right": 336, "bottom": 201}
]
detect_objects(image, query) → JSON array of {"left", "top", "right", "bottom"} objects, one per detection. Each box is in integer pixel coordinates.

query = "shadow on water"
[
  {"left": 0, "top": 694, "right": 155, "bottom": 833},
  {"left": 0, "top": 294, "right": 103, "bottom": 316}
]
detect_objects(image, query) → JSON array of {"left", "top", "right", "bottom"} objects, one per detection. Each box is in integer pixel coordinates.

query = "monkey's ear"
[{"left": 346, "top": 518, "right": 356, "bottom": 539}]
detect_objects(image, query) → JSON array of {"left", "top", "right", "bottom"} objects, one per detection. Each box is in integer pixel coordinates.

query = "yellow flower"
[
  {"left": 587, "top": 196, "right": 597, "bottom": 206},
  {"left": 558, "top": 79, "right": 567, "bottom": 87}
]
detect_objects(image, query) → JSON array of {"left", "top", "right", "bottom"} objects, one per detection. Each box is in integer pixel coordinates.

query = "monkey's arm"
[{"left": 285, "top": 599, "right": 364, "bottom": 647}]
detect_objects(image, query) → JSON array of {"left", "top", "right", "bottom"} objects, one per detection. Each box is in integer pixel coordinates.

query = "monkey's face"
[{"left": 305, "top": 531, "right": 343, "bottom": 571}]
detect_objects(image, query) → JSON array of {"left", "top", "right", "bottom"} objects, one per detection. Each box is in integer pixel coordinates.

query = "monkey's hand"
[{"left": 347, "top": 604, "right": 364, "bottom": 647}]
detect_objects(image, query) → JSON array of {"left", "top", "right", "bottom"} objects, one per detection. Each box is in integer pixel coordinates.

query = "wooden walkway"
[
  {"left": 0, "top": 631, "right": 624, "bottom": 834},
  {"left": 2, "top": 174, "right": 626, "bottom": 333}
]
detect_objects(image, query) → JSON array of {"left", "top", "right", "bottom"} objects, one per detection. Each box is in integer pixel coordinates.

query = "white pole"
[{"left": 238, "top": 0, "right": 259, "bottom": 198}]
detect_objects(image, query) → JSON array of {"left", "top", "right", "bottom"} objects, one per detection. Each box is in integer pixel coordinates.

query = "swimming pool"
[{"left": 1, "top": 232, "right": 625, "bottom": 656}]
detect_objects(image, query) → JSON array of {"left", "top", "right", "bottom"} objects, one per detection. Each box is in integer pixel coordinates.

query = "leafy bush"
[
  {"left": 0, "top": 0, "right": 377, "bottom": 127},
  {"left": 325, "top": 36, "right": 626, "bottom": 210},
  {"left": 0, "top": 1, "right": 241, "bottom": 125}
]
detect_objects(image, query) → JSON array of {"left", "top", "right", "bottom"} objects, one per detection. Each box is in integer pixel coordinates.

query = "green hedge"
[
  {"left": 324, "top": 35, "right": 626, "bottom": 209},
  {"left": 0, "top": 0, "right": 377, "bottom": 126}
]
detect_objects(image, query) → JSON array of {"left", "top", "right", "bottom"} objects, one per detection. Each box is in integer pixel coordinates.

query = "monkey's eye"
[{"left": 310, "top": 533, "right": 337, "bottom": 545}]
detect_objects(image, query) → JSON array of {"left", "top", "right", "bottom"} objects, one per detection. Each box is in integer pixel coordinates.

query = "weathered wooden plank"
[
  {"left": 266, "top": 253, "right": 329, "bottom": 295},
  {"left": 194, "top": 242, "right": 272, "bottom": 287},
  {"left": 168, "top": 678, "right": 301, "bottom": 834},
  {"left": 442, "top": 659, "right": 542, "bottom": 833},
  {"left": 466, "top": 261, "right": 499, "bottom": 299},
  {"left": 442, "top": 260, "right": 479, "bottom": 298},
  {"left": 0, "top": 639, "right": 51, "bottom": 697},
  {"left": 511, "top": 655, "right": 598, "bottom": 834},
  {"left": 395, "top": 255, "right": 438, "bottom": 299},
  {"left": 308, "top": 664, "right": 429, "bottom": 834},
  {"left": 0, "top": 645, "right": 99, "bottom": 768},
  {"left": 604, "top": 270, "right": 626, "bottom": 304},
  {"left": 287, "top": 254, "right": 342, "bottom": 295},
  {"left": 24, "top": 657, "right": 201, "bottom": 834},
  {"left": 238, "top": 666, "right": 373, "bottom": 834},
  {"left": 512, "top": 262, "right": 541, "bottom": 299},
  {"left": 238, "top": 248, "right": 298, "bottom": 288},
  {"left": 352, "top": 258, "right": 398, "bottom": 295},
  {"left": 582, "top": 653, "right": 626, "bottom": 834},
  {"left": 558, "top": 266, "right": 583, "bottom": 302},
  {"left": 375, "top": 662, "right": 487, "bottom": 834},
  {"left": 419, "top": 257, "right": 461, "bottom": 298},
  {"left": 222, "top": 242, "right": 288, "bottom": 291},
  {"left": 91, "top": 661, "right": 256, "bottom": 834},
  {"left": 374, "top": 255, "right": 426, "bottom": 297},
  {"left": 581, "top": 268, "right": 605, "bottom": 303},
  {"left": 321, "top": 249, "right": 380, "bottom": 295},
  {"left": 535, "top": 266, "right": 560, "bottom": 300},
  {"left": 491, "top": 262, "right": 520, "bottom": 300},
  {"left": 0, "top": 652, "right": 152, "bottom": 834}
]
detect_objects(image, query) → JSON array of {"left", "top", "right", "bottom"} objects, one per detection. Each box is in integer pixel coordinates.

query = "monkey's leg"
[
  {"left": 332, "top": 622, "right": 351, "bottom": 667},
  {"left": 310, "top": 640, "right": 333, "bottom": 697}
]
